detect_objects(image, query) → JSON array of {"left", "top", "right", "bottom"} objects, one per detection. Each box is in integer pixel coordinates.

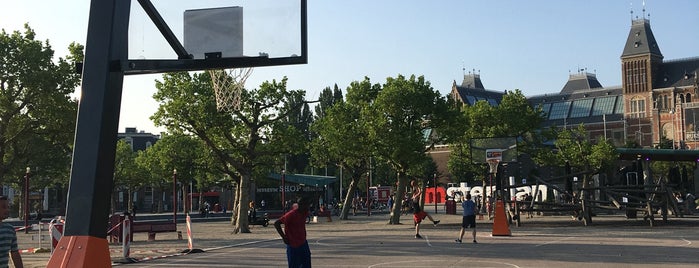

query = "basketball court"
[{"left": 110, "top": 214, "right": 698, "bottom": 268}]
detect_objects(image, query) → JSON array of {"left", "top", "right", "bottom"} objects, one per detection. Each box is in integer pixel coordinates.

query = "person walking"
[
  {"left": 411, "top": 180, "right": 439, "bottom": 239},
  {"left": 275, "top": 196, "right": 312, "bottom": 268},
  {"left": 456, "top": 193, "right": 477, "bottom": 244},
  {"left": 1, "top": 196, "right": 24, "bottom": 268}
]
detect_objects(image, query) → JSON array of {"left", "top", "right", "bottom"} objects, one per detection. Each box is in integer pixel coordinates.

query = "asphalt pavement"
[{"left": 12, "top": 208, "right": 699, "bottom": 268}]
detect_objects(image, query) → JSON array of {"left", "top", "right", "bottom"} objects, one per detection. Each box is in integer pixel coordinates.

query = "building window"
[
  {"left": 570, "top": 99, "right": 593, "bottom": 118},
  {"left": 466, "top": 96, "right": 476, "bottom": 105},
  {"left": 124, "top": 137, "right": 134, "bottom": 151},
  {"left": 615, "top": 96, "right": 624, "bottom": 114},
  {"left": 591, "top": 96, "right": 615, "bottom": 116},
  {"left": 549, "top": 101, "right": 571, "bottom": 120},
  {"left": 540, "top": 103, "right": 552, "bottom": 117},
  {"left": 630, "top": 97, "right": 645, "bottom": 118}
]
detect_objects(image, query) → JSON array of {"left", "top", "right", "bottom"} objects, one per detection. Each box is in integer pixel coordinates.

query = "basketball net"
[
  {"left": 208, "top": 67, "right": 253, "bottom": 112},
  {"left": 487, "top": 159, "right": 500, "bottom": 176}
]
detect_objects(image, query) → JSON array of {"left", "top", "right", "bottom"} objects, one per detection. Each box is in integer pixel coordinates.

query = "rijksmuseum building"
[
  {"left": 451, "top": 17, "right": 699, "bottom": 150},
  {"left": 438, "top": 16, "right": 699, "bottom": 190}
]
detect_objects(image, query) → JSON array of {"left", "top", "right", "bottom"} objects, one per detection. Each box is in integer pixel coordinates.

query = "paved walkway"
[{"left": 15, "top": 210, "right": 699, "bottom": 267}]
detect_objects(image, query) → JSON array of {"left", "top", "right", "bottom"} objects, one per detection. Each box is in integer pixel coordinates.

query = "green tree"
[
  {"left": 0, "top": 25, "right": 82, "bottom": 210},
  {"left": 151, "top": 73, "right": 306, "bottom": 233},
  {"left": 135, "top": 134, "right": 215, "bottom": 214},
  {"left": 282, "top": 91, "right": 313, "bottom": 173},
  {"left": 535, "top": 124, "right": 617, "bottom": 222},
  {"left": 366, "top": 74, "right": 451, "bottom": 224},
  {"left": 310, "top": 78, "right": 377, "bottom": 220},
  {"left": 449, "top": 90, "right": 545, "bottom": 208},
  {"left": 113, "top": 140, "right": 145, "bottom": 213}
]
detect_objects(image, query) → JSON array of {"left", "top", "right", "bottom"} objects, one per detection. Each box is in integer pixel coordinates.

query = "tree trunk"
[
  {"left": 581, "top": 174, "right": 593, "bottom": 225},
  {"left": 231, "top": 180, "right": 241, "bottom": 226},
  {"left": 127, "top": 187, "right": 133, "bottom": 213},
  {"left": 389, "top": 172, "right": 407, "bottom": 224},
  {"left": 157, "top": 187, "right": 163, "bottom": 213},
  {"left": 233, "top": 174, "right": 251, "bottom": 233},
  {"left": 340, "top": 177, "right": 360, "bottom": 220}
]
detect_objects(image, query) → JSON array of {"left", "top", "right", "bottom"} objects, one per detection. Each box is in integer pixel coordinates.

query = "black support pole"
[{"left": 48, "top": 0, "right": 130, "bottom": 266}]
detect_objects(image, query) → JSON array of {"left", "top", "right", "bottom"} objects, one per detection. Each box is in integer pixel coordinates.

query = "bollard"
[
  {"left": 113, "top": 215, "right": 137, "bottom": 263},
  {"left": 182, "top": 214, "right": 204, "bottom": 254},
  {"left": 123, "top": 215, "right": 131, "bottom": 259},
  {"left": 49, "top": 218, "right": 64, "bottom": 253}
]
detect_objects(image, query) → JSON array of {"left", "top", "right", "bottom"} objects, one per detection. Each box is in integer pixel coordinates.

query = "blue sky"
[{"left": 2, "top": 1, "right": 698, "bottom": 134}]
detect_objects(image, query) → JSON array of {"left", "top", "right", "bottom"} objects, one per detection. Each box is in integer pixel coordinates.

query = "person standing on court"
[
  {"left": 275, "top": 196, "right": 312, "bottom": 268},
  {"left": 1, "top": 196, "right": 24, "bottom": 268},
  {"left": 456, "top": 193, "right": 477, "bottom": 243},
  {"left": 411, "top": 179, "right": 439, "bottom": 239}
]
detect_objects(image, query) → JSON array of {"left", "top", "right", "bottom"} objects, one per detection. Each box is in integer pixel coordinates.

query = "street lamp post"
[
  {"left": 173, "top": 169, "right": 177, "bottom": 224},
  {"left": 24, "top": 167, "right": 30, "bottom": 234},
  {"left": 281, "top": 169, "right": 286, "bottom": 212},
  {"left": 366, "top": 172, "right": 370, "bottom": 216},
  {"left": 434, "top": 173, "right": 437, "bottom": 214}
]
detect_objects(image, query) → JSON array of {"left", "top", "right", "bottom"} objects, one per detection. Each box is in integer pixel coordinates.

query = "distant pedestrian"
[
  {"left": 456, "top": 193, "right": 477, "bottom": 244},
  {"left": 275, "top": 196, "right": 312, "bottom": 268},
  {"left": 352, "top": 196, "right": 358, "bottom": 216},
  {"left": 411, "top": 180, "right": 439, "bottom": 239},
  {"left": 261, "top": 199, "right": 266, "bottom": 211},
  {"left": 686, "top": 193, "right": 696, "bottom": 214},
  {"left": 1, "top": 195, "right": 24, "bottom": 268},
  {"left": 387, "top": 195, "right": 394, "bottom": 212}
]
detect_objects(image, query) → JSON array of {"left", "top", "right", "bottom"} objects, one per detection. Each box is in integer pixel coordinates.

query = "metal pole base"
[{"left": 47, "top": 236, "right": 112, "bottom": 267}]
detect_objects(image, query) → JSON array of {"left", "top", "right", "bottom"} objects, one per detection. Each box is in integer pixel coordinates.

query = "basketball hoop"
[
  {"left": 208, "top": 67, "right": 253, "bottom": 112},
  {"left": 487, "top": 159, "right": 500, "bottom": 175}
]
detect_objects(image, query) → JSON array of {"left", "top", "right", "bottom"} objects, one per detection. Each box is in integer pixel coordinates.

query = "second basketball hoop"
[{"left": 485, "top": 149, "right": 503, "bottom": 175}]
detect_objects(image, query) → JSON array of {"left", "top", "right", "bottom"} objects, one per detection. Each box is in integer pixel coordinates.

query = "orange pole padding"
[
  {"left": 491, "top": 199, "right": 512, "bottom": 236},
  {"left": 46, "top": 235, "right": 112, "bottom": 268}
]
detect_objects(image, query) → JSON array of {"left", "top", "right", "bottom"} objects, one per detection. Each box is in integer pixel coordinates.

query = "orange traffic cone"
[{"left": 491, "top": 199, "right": 511, "bottom": 236}]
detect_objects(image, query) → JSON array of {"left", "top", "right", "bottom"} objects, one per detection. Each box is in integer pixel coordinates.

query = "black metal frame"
[
  {"left": 125, "top": 0, "right": 308, "bottom": 75},
  {"left": 52, "top": 0, "right": 308, "bottom": 261}
]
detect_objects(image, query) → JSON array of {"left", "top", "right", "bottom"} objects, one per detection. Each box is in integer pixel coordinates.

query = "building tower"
[{"left": 620, "top": 15, "right": 663, "bottom": 147}]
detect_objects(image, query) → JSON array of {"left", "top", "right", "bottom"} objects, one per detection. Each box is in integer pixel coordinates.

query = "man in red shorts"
[
  {"left": 275, "top": 196, "right": 312, "bottom": 268},
  {"left": 411, "top": 180, "right": 439, "bottom": 238}
]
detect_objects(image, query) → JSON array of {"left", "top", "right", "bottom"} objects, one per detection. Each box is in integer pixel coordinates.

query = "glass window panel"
[
  {"left": 570, "top": 99, "right": 593, "bottom": 118},
  {"left": 615, "top": 97, "right": 624, "bottom": 114},
  {"left": 548, "top": 101, "right": 571, "bottom": 120},
  {"left": 541, "top": 103, "right": 552, "bottom": 117},
  {"left": 487, "top": 98, "right": 499, "bottom": 106},
  {"left": 591, "top": 96, "right": 616, "bottom": 116}
]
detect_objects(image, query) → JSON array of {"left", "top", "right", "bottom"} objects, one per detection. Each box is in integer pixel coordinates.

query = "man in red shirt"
[{"left": 275, "top": 196, "right": 311, "bottom": 268}]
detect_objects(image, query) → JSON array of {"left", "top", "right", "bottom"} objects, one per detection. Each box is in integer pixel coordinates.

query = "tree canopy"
[{"left": 0, "top": 24, "right": 82, "bottom": 190}]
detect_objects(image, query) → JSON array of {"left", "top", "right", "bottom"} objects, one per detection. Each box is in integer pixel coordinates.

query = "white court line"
[
  {"left": 203, "top": 238, "right": 278, "bottom": 251},
  {"left": 314, "top": 237, "right": 364, "bottom": 246},
  {"left": 680, "top": 238, "right": 692, "bottom": 246},
  {"left": 534, "top": 236, "right": 574, "bottom": 247},
  {"left": 369, "top": 259, "right": 521, "bottom": 268}
]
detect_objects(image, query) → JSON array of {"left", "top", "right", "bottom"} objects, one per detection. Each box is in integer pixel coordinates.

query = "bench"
[{"left": 131, "top": 221, "right": 178, "bottom": 241}]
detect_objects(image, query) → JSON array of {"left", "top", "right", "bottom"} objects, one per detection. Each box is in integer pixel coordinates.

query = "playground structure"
[
  {"left": 504, "top": 171, "right": 686, "bottom": 228},
  {"left": 469, "top": 137, "right": 695, "bottom": 228}
]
